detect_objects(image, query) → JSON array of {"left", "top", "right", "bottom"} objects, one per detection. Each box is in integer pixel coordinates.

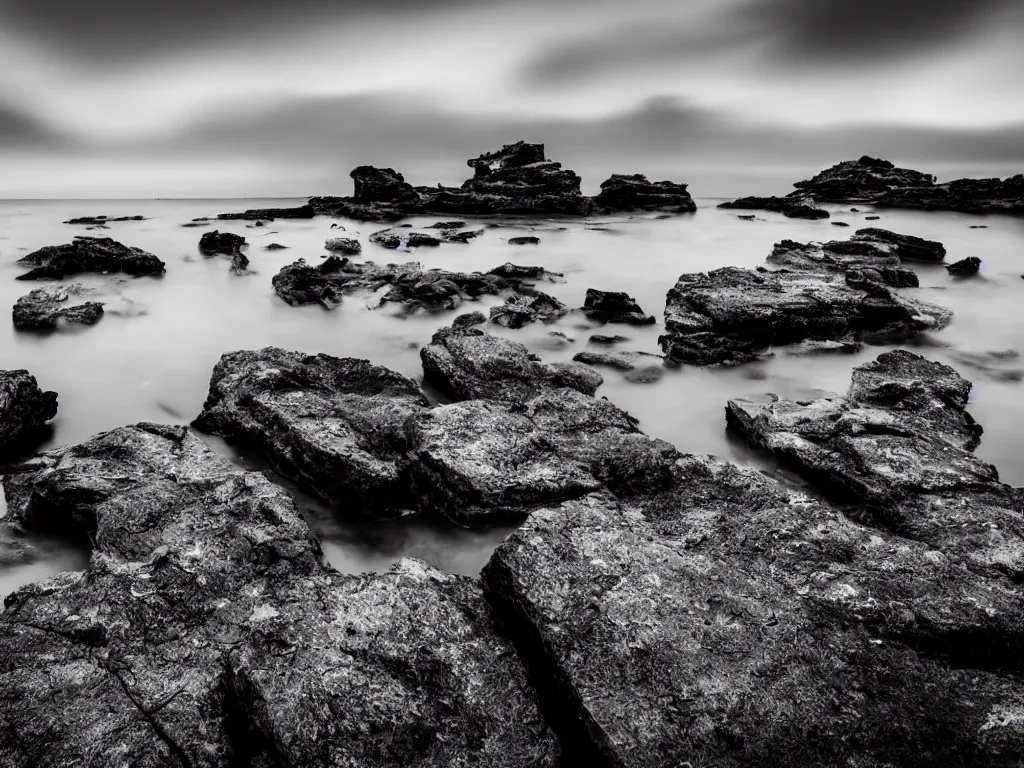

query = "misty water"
[{"left": 2, "top": 197, "right": 1023, "bottom": 599}]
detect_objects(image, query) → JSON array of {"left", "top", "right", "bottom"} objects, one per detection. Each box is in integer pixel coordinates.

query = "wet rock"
[
  {"left": 767, "top": 237, "right": 919, "bottom": 287},
  {"left": 508, "top": 236, "right": 541, "bottom": 245},
  {"left": 572, "top": 349, "right": 663, "bottom": 372},
  {"left": 947, "top": 256, "right": 982, "bottom": 276},
  {"left": 0, "top": 370, "right": 57, "bottom": 450},
  {"left": 484, "top": 452, "right": 1024, "bottom": 767},
  {"left": 718, "top": 195, "right": 830, "bottom": 219},
  {"left": 199, "top": 230, "right": 246, "bottom": 254},
  {"left": 784, "top": 338, "right": 865, "bottom": 356},
  {"left": 832, "top": 221, "right": 850, "bottom": 226},
  {"left": 379, "top": 265, "right": 560, "bottom": 314},
  {"left": 425, "top": 220, "right": 467, "bottom": 229},
  {"left": 230, "top": 251, "right": 250, "bottom": 275},
  {"left": 12, "top": 285, "right": 104, "bottom": 331},
  {"left": 580, "top": 288, "right": 655, "bottom": 325},
  {"left": 793, "top": 156, "right": 937, "bottom": 202},
  {"left": 877, "top": 175, "right": 1024, "bottom": 214},
  {"left": 420, "top": 326, "right": 601, "bottom": 403},
  {"left": 369, "top": 228, "right": 442, "bottom": 250},
  {"left": 489, "top": 292, "right": 568, "bottom": 328},
  {"left": 264, "top": 242, "right": 288, "bottom": 250},
  {"left": 440, "top": 228, "right": 484, "bottom": 244},
  {"left": 487, "top": 262, "right": 558, "bottom": 281},
  {"left": 589, "top": 334, "right": 629, "bottom": 345},
  {"left": 63, "top": 215, "right": 145, "bottom": 225},
  {"left": 970, "top": 225, "right": 989, "bottom": 229},
  {"left": 865, "top": 215, "right": 881, "bottom": 220},
  {"left": 854, "top": 227, "right": 946, "bottom": 262},
  {"left": 452, "top": 310, "right": 487, "bottom": 328},
  {"left": 216, "top": 204, "right": 316, "bottom": 220},
  {"left": 271, "top": 256, "right": 417, "bottom": 309},
  {"left": 591, "top": 174, "right": 696, "bottom": 213},
  {"left": 194, "top": 348, "right": 429, "bottom": 517},
  {"left": 17, "top": 237, "right": 165, "bottom": 280},
  {"left": 0, "top": 423, "right": 558, "bottom": 766},
  {"left": 180, "top": 221, "right": 210, "bottom": 228},
  {"left": 324, "top": 237, "right": 361, "bottom": 255},
  {"left": 660, "top": 267, "right": 952, "bottom": 366}
]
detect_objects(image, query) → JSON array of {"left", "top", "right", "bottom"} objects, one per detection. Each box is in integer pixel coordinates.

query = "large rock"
[
  {"left": 854, "top": 227, "right": 946, "bottom": 262},
  {"left": 16, "top": 237, "right": 165, "bottom": 280},
  {"left": 591, "top": 174, "right": 696, "bottom": 213},
  {"left": 484, "top": 454, "right": 1024, "bottom": 767},
  {"left": 793, "top": 156, "right": 937, "bottom": 202},
  {"left": 659, "top": 266, "right": 952, "bottom": 365},
  {"left": 0, "top": 423, "right": 558, "bottom": 766},
  {"left": 876, "top": 174, "right": 1024, "bottom": 214},
  {"left": 324, "top": 237, "right": 361, "bottom": 255},
  {"left": 12, "top": 285, "right": 104, "bottom": 331},
  {"left": 369, "top": 229, "right": 442, "bottom": 249},
  {"left": 727, "top": 350, "right": 1024, "bottom": 579},
  {"left": 421, "top": 326, "right": 601, "bottom": 402},
  {"left": 198, "top": 230, "right": 246, "bottom": 254},
  {"left": 718, "top": 195, "right": 829, "bottom": 219},
  {"left": 0, "top": 370, "right": 57, "bottom": 451},
  {"left": 193, "top": 348, "right": 429, "bottom": 518},
  {"left": 767, "top": 238, "right": 919, "bottom": 287},
  {"left": 580, "top": 288, "right": 655, "bottom": 325},
  {"left": 489, "top": 292, "right": 568, "bottom": 328},
  {"left": 948, "top": 256, "right": 982, "bottom": 275}
]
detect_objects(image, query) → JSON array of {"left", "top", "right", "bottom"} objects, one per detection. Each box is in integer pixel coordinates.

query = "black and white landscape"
[{"left": 1, "top": 1, "right": 1023, "bottom": 766}]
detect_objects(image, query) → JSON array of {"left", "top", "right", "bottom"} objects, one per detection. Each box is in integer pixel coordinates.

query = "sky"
[{"left": 0, "top": 0, "right": 1022, "bottom": 198}]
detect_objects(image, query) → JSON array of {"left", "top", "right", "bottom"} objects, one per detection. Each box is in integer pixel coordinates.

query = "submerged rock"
[
  {"left": 591, "top": 174, "right": 696, "bottom": 213},
  {"left": 947, "top": 256, "right": 982, "bottom": 276},
  {"left": 216, "top": 204, "right": 316, "bottom": 220},
  {"left": 0, "top": 370, "right": 57, "bottom": 450},
  {"left": 659, "top": 266, "right": 952, "bottom": 366},
  {"left": 572, "top": 349, "right": 663, "bottom": 372},
  {"left": 718, "top": 195, "right": 830, "bottom": 219},
  {"left": 508, "top": 236, "right": 541, "bottom": 246},
  {"left": 264, "top": 242, "right": 288, "bottom": 250},
  {"left": 580, "top": 288, "right": 655, "bottom": 325},
  {"left": 63, "top": 215, "right": 145, "bottom": 225},
  {"left": 589, "top": 333, "right": 629, "bottom": 345},
  {"left": 12, "top": 285, "right": 104, "bottom": 331},
  {"left": 199, "top": 230, "right": 246, "bottom": 254},
  {"left": 230, "top": 251, "right": 249, "bottom": 275},
  {"left": 767, "top": 237, "right": 919, "bottom": 287},
  {"left": 425, "top": 220, "right": 467, "bottom": 230},
  {"left": 0, "top": 423, "right": 558, "bottom": 766},
  {"left": 271, "top": 256, "right": 417, "bottom": 309},
  {"left": 17, "top": 237, "right": 165, "bottom": 280},
  {"left": 452, "top": 310, "right": 487, "bottom": 328},
  {"left": 369, "top": 229, "right": 442, "bottom": 250},
  {"left": 489, "top": 292, "right": 568, "bottom": 328},
  {"left": 324, "top": 237, "right": 361, "bottom": 255},
  {"left": 194, "top": 349, "right": 429, "bottom": 517},
  {"left": 421, "top": 326, "right": 601, "bottom": 403}
]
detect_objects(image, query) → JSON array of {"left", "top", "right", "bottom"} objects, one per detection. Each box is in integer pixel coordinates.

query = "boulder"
[
  {"left": 591, "top": 174, "right": 697, "bottom": 213},
  {"left": 659, "top": 266, "right": 952, "bottom": 366},
  {"left": 351, "top": 166, "right": 421, "bottom": 204},
  {"left": 489, "top": 292, "right": 568, "bottom": 328},
  {"left": 230, "top": 251, "right": 249, "bottom": 275},
  {"left": 440, "top": 228, "right": 484, "bottom": 244},
  {"left": 198, "top": 230, "right": 246, "bottom": 254},
  {"left": 193, "top": 348, "right": 429, "bottom": 518},
  {"left": 947, "top": 256, "right": 982, "bottom": 276},
  {"left": 452, "top": 311, "right": 487, "bottom": 328},
  {"left": 0, "top": 370, "right": 57, "bottom": 451},
  {"left": 17, "top": 237, "right": 165, "bottom": 280},
  {"left": 767, "top": 238, "right": 919, "bottom": 287},
  {"left": 369, "top": 229, "right": 442, "bottom": 249},
  {"left": 12, "top": 285, "right": 104, "bottom": 331},
  {"left": 854, "top": 228, "right": 946, "bottom": 262},
  {"left": 508, "top": 236, "right": 541, "bottom": 246},
  {"left": 580, "top": 288, "right": 655, "bottom": 325},
  {"left": 420, "top": 326, "right": 601, "bottom": 403},
  {"left": 324, "top": 237, "right": 361, "bottom": 255},
  {"left": 718, "top": 195, "right": 830, "bottom": 219},
  {"left": 0, "top": 423, "right": 558, "bottom": 766}
]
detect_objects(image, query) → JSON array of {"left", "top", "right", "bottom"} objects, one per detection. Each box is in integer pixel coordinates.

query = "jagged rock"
[
  {"left": 16, "top": 237, "right": 165, "bottom": 280},
  {"left": 489, "top": 293, "right": 568, "bottom": 328},
  {"left": 580, "top": 288, "right": 655, "bottom": 325},
  {"left": 264, "top": 243, "right": 288, "bottom": 250},
  {"left": 420, "top": 326, "right": 601, "bottom": 403},
  {"left": 0, "top": 423, "right": 558, "bottom": 766},
  {"left": 660, "top": 267, "right": 952, "bottom": 366},
  {"left": 405, "top": 388, "right": 676, "bottom": 525},
  {"left": 369, "top": 229, "right": 442, "bottom": 249},
  {"left": 572, "top": 349, "right": 663, "bottom": 372},
  {"left": 0, "top": 370, "right": 57, "bottom": 451},
  {"left": 793, "top": 156, "right": 937, "bottom": 202},
  {"left": 591, "top": 174, "right": 696, "bottom": 213},
  {"left": 484, "top": 452, "right": 1024, "bottom": 767},
  {"left": 271, "top": 257, "right": 418, "bottom": 309},
  {"left": 216, "top": 205, "right": 316, "bottom": 220},
  {"left": 12, "top": 285, "right": 104, "bottom": 331},
  {"left": 947, "top": 256, "right": 982, "bottom": 276},
  {"left": 324, "top": 237, "right": 361, "bottom": 255},
  {"left": 63, "top": 215, "right": 145, "bottom": 225},
  {"left": 193, "top": 349, "right": 429, "bottom": 518},
  {"left": 452, "top": 311, "right": 487, "bottom": 328},
  {"left": 767, "top": 238, "right": 919, "bottom": 287},
  {"left": 865, "top": 215, "right": 881, "bottom": 220},
  {"left": 487, "top": 263, "right": 556, "bottom": 280},
  {"left": 718, "top": 195, "right": 830, "bottom": 219},
  {"left": 854, "top": 228, "right": 946, "bottom": 262},
  {"left": 199, "top": 230, "right": 246, "bottom": 254},
  {"left": 877, "top": 175, "right": 1024, "bottom": 214},
  {"left": 351, "top": 166, "right": 420, "bottom": 204},
  {"left": 508, "top": 236, "right": 541, "bottom": 245}
]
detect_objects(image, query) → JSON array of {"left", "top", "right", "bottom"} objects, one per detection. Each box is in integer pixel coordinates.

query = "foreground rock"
[
  {"left": 198, "top": 230, "right": 246, "bottom": 254},
  {"left": 580, "top": 288, "right": 655, "bottom": 325},
  {"left": 591, "top": 174, "right": 696, "bottom": 213},
  {"left": 216, "top": 204, "right": 316, "bottom": 220},
  {"left": 0, "top": 370, "right": 57, "bottom": 450},
  {"left": 17, "top": 237, "right": 165, "bottom": 280},
  {"left": 660, "top": 266, "right": 952, "bottom": 365},
  {"left": 0, "top": 423, "right": 558, "bottom": 766},
  {"left": 12, "top": 285, "right": 104, "bottom": 331},
  {"left": 194, "top": 348, "right": 429, "bottom": 518},
  {"left": 421, "top": 326, "right": 600, "bottom": 402},
  {"left": 272, "top": 257, "right": 415, "bottom": 308},
  {"left": 718, "top": 195, "right": 829, "bottom": 219}
]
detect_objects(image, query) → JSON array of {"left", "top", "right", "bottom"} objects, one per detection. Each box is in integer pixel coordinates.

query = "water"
[{"left": 2, "top": 197, "right": 1023, "bottom": 597}]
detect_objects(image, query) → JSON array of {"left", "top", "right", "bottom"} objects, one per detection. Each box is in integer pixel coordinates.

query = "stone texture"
[
  {"left": 12, "top": 285, "right": 104, "bottom": 331},
  {"left": 591, "top": 174, "right": 696, "bottom": 213},
  {"left": 580, "top": 289, "right": 655, "bottom": 325},
  {"left": 17, "top": 237, "right": 165, "bottom": 280},
  {"left": 0, "top": 370, "right": 57, "bottom": 451}
]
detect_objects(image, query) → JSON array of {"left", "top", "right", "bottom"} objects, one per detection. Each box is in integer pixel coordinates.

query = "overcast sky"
[{"left": 1, "top": 0, "right": 1022, "bottom": 197}]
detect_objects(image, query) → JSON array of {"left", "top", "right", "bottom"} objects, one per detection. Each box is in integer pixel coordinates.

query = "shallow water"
[{"left": 1, "top": 197, "right": 1023, "bottom": 597}]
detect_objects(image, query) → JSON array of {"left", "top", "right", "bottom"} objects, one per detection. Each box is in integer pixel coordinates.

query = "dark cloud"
[{"left": 0, "top": 103, "right": 73, "bottom": 148}]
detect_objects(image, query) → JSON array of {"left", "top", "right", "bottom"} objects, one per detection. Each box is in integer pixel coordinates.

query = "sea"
[{"left": 2, "top": 197, "right": 1023, "bottom": 598}]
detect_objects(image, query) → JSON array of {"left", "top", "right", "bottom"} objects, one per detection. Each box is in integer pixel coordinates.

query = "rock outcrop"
[
  {"left": 718, "top": 195, "right": 830, "bottom": 219},
  {"left": 591, "top": 174, "right": 696, "bottom": 213},
  {"left": 793, "top": 156, "right": 937, "bottom": 202},
  {"left": 216, "top": 204, "right": 316, "bottom": 220},
  {"left": 17, "top": 237, "right": 165, "bottom": 280},
  {"left": 854, "top": 227, "right": 946, "bottom": 262},
  {"left": 272, "top": 257, "right": 416, "bottom": 309},
  {"left": 580, "top": 289, "right": 655, "bottom": 325},
  {"left": 947, "top": 256, "right": 982, "bottom": 275},
  {"left": 198, "top": 230, "right": 246, "bottom": 254},
  {"left": 0, "top": 423, "right": 559, "bottom": 766},
  {"left": 660, "top": 267, "right": 952, "bottom": 365},
  {"left": 767, "top": 238, "right": 919, "bottom": 287},
  {"left": 12, "top": 285, "right": 104, "bottom": 331},
  {"left": 877, "top": 174, "right": 1024, "bottom": 214},
  {"left": 0, "top": 370, "right": 57, "bottom": 451}
]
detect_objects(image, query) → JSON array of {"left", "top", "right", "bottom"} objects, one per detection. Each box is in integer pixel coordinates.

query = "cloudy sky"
[{"left": 1, "top": 0, "right": 1022, "bottom": 197}]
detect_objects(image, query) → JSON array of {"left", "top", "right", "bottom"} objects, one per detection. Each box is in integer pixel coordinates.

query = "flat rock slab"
[
  {"left": 0, "top": 369, "right": 57, "bottom": 450},
  {"left": 12, "top": 285, "right": 104, "bottom": 331},
  {"left": 421, "top": 326, "right": 601, "bottom": 402},
  {"left": 659, "top": 266, "right": 952, "bottom": 366},
  {"left": 727, "top": 350, "right": 1024, "bottom": 579},
  {"left": 718, "top": 195, "right": 829, "bottom": 219},
  {"left": 193, "top": 347, "right": 429, "bottom": 518},
  {"left": 17, "top": 237, "right": 165, "bottom": 280},
  {"left": 0, "top": 423, "right": 558, "bottom": 767},
  {"left": 484, "top": 454, "right": 1024, "bottom": 766}
]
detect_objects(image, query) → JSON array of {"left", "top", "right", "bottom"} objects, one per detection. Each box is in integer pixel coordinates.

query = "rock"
[
  {"left": 591, "top": 174, "right": 696, "bottom": 213},
  {"left": 580, "top": 288, "right": 655, "bottom": 325},
  {"left": 63, "top": 215, "right": 145, "bottom": 225},
  {"left": 970, "top": 225, "right": 989, "bottom": 229},
  {"left": 572, "top": 349, "right": 663, "bottom": 372},
  {"left": 0, "top": 370, "right": 57, "bottom": 451},
  {"left": 425, "top": 220, "right": 467, "bottom": 230},
  {"left": 947, "top": 256, "right": 982, "bottom": 276},
  {"left": 737, "top": 214, "right": 756, "bottom": 221},
  {"left": 351, "top": 165, "right": 420, "bottom": 204},
  {"left": 659, "top": 266, "right": 952, "bottom": 366},
  {"left": 865, "top": 215, "right": 881, "bottom": 220},
  {"left": 508, "top": 236, "right": 541, "bottom": 246},
  {"left": 199, "top": 230, "right": 246, "bottom": 254},
  {"left": 264, "top": 242, "right": 288, "bottom": 250},
  {"left": 324, "top": 237, "right": 362, "bottom": 255},
  {"left": 420, "top": 326, "right": 601, "bottom": 403},
  {"left": 405, "top": 388, "right": 677, "bottom": 525},
  {"left": 854, "top": 227, "right": 946, "bottom": 262},
  {"left": 718, "top": 195, "right": 830, "bottom": 219},
  {"left": 216, "top": 204, "right": 316, "bottom": 220},
  {"left": 16, "top": 237, "right": 165, "bottom": 280},
  {"left": 766, "top": 237, "right": 919, "bottom": 287},
  {"left": 369, "top": 228, "right": 442, "bottom": 250},
  {"left": 12, "top": 285, "right": 104, "bottom": 331},
  {"left": 271, "top": 257, "right": 417, "bottom": 309},
  {"left": 876, "top": 175, "right": 1024, "bottom": 214},
  {"left": 589, "top": 334, "right": 629, "bottom": 345},
  {"left": 489, "top": 293, "right": 568, "bottom": 328},
  {"left": 194, "top": 349, "right": 429, "bottom": 517},
  {"left": 180, "top": 221, "right": 209, "bottom": 228},
  {"left": 230, "top": 251, "right": 250, "bottom": 275},
  {"left": 487, "top": 262, "right": 558, "bottom": 281},
  {"left": 832, "top": 221, "right": 850, "bottom": 226},
  {"left": 440, "top": 228, "right": 484, "bottom": 244},
  {"left": 452, "top": 311, "right": 487, "bottom": 328},
  {"left": 793, "top": 156, "right": 937, "bottom": 202},
  {"left": 0, "top": 423, "right": 558, "bottom": 766},
  {"left": 484, "top": 452, "right": 1024, "bottom": 766}
]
